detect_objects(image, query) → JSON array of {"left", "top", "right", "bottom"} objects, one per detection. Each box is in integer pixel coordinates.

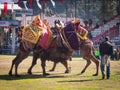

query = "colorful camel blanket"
[
  {"left": 62, "top": 20, "right": 88, "bottom": 50},
  {"left": 22, "top": 15, "right": 52, "bottom": 50}
]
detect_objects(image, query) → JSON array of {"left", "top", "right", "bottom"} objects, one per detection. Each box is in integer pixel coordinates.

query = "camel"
[
  {"left": 27, "top": 38, "right": 99, "bottom": 76},
  {"left": 8, "top": 41, "right": 73, "bottom": 76},
  {"left": 8, "top": 19, "right": 99, "bottom": 76}
]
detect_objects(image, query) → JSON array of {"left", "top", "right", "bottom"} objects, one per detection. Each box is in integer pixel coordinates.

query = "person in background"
[
  {"left": 110, "top": 49, "right": 116, "bottom": 60},
  {"left": 88, "top": 19, "right": 92, "bottom": 26},
  {"left": 53, "top": 20, "right": 65, "bottom": 47},
  {"left": 99, "top": 36, "right": 113, "bottom": 79},
  {"left": 115, "top": 47, "right": 120, "bottom": 60},
  {"left": 94, "top": 23, "right": 99, "bottom": 29},
  {"left": 94, "top": 47, "right": 100, "bottom": 59}
]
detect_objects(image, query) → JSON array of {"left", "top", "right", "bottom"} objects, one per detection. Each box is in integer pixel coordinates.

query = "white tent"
[{"left": 0, "top": 0, "right": 18, "bottom": 3}]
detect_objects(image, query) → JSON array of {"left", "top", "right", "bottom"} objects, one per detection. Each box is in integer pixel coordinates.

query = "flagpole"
[
  {"left": 70, "top": 0, "right": 73, "bottom": 19},
  {"left": 11, "top": 1, "right": 16, "bottom": 54},
  {"left": 74, "top": 0, "right": 76, "bottom": 19},
  {"left": 66, "top": 0, "right": 67, "bottom": 22},
  {"left": 43, "top": 6, "right": 45, "bottom": 20}
]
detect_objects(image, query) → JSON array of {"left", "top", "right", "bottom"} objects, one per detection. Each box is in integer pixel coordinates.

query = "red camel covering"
[{"left": 22, "top": 15, "right": 52, "bottom": 50}]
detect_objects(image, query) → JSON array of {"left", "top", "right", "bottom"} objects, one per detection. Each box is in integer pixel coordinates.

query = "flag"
[
  {"left": 42, "top": 0, "right": 46, "bottom": 8},
  {"left": 23, "top": 1, "right": 28, "bottom": 10},
  {"left": 29, "top": 0, "right": 33, "bottom": 8},
  {"left": 59, "top": 0, "right": 64, "bottom": 2},
  {"left": 50, "top": 0, "right": 55, "bottom": 8},
  {"left": 17, "top": 0, "right": 21, "bottom": 7},
  {"left": 4, "top": 2, "right": 8, "bottom": 14},
  {"left": 36, "top": 0, "right": 42, "bottom": 9}
]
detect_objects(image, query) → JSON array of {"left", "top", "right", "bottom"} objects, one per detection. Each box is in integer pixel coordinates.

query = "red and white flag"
[
  {"left": 23, "top": 1, "right": 28, "bottom": 10},
  {"left": 50, "top": 0, "right": 55, "bottom": 8},
  {"left": 4, "top": 2, "right": 8, "bottom": 14},
  {"left": 36, "top": 0, "right": 42, "bottom": 9},
  {"left": 42, "top": 0, "right": 46, "bottom": 8},
  {"left": 29, "top": 0, "right": 33, "bottom": 8},
  {"left": 59, "top": 0, "right": 64, "bottom": 2}
]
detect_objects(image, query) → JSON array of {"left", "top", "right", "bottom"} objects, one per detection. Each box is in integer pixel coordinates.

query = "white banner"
[{"left": 0, "top": 0, "right": 18, "bottom": 3}]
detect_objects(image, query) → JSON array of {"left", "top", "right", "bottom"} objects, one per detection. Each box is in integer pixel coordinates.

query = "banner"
[{"left": 0, "top": 20, "right": 20, "bottom": 27}]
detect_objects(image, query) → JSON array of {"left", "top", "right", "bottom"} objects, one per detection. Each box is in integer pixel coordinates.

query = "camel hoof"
[
  {"left": 92, "top": 73, "right": 98, "bottom": 76},
  {"left": 49, "top": 69, "right": 54, "bottom": 72},
  {"left": 65, "top": 67, "right": 71, "bottom": 73},
  {"left": 28, "top": 72, "right": 32, "bottom": 75},
  {"left": 43, "top": 73, "right": 50, "bottom": 76},
  {"left": 8, "top": 71, "right": 12, "bottom": 76},
  {"left": 65, "top": 70, "right": 70, "bottom": 73},
  {"left": 81, "top": 70, "right": 85, "bottom": 74}
]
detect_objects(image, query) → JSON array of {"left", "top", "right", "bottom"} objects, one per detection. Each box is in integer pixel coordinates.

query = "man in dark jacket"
[{"left": 99, "top": 36, "right": 113, "bottom": 79}]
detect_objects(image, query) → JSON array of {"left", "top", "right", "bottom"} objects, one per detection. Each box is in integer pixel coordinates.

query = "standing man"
[{"left": 99, "top": 36, "right": 113, "bottom": 79}]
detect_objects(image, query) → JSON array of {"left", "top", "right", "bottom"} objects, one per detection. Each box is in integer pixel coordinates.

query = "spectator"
[
  {"left": 87, "top": 32, "right": 92, "bottom": 39},
  {"left": 111, "top": 49, "right": 116, "bottom": 60},
  {"left": 0, "top": 43, "right": 2, "bottom": 54},
  {"left": 116, "top": 22, "right": 120, "bottom": 30},
  {"left": 88, "top": 19, "right": 92, "bottom": 26},
  {"left": 99, "top": 36, "right": 113, "bottom": 79},
  {"left": 94, "top": 47, "right": 100, "bottom": 59},
  {"left": 115, "top": 47, "right": 120, "bottom": 60},
  {"left": 116, "top": 4, "right": 120, "bottom": 15},
  {"left": 84, "top": 20, "right": 88, "bottom": 26},
  {"left": 103, "top": 19, "right": 107, "bottom": 24},
  {"left": 94, "top": 23, "right": 99, "bottom": 29}
]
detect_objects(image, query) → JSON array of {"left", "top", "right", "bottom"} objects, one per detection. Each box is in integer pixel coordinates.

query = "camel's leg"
[
  {"left": 27, "top": 52, "right": 39, "bottom": 74},
  {"left": 61, "top": 61, "right": 71, "bottom": 73},
  {"left": 14, "top": 51, "right": 29, "bottom": 76},
  {"left": 49, "top": 62, "right": 57, "bottom": 71},
  {"left": 9, "top": 55, "right": 19, "bottom": 76},
  {"left": 15, "top": 62, "right": 20, "bottom": 77},
  {"left": 81, "top": 57, "right": 91, "bottom": 74},
  {"left": 90, "top": 54, "right": 99, "bottom": 76},
  {"left": 41, "top": 56, "right": 49, "bottom": 76},
  {"left": 49, "top": 56, "right": 72, "bottom": 72}
]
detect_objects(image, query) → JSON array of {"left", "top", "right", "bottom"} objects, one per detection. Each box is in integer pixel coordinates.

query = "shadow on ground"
[
  {"left": 58, "top": 78, "right": 101, "bottom": 83},
  {"left": 0, "top": 73, "right": 67, "bottom": 80}
]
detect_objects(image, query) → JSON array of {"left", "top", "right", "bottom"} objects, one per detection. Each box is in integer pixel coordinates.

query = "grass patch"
[{"left": 0, "top": 55, "right": 120, "bottom": 90}]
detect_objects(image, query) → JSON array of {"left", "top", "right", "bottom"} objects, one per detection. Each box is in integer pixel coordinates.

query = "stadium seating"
[{"left": 91, "top": 15, "right": 120, "bottom": 45}]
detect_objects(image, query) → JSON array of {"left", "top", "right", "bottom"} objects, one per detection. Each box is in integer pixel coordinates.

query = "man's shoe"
[
  {"left": 107, "top": 77, "right": 110, "bottom": 79},
  {"left": 102, "top": 74, "right": 105, "bottom": 79}
]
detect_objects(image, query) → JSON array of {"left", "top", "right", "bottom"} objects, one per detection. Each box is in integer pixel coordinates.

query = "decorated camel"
[{"left": 8, "top": 15, "right": 99, "bottom": 76}]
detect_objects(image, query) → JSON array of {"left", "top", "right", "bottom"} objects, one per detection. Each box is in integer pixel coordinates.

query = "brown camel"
[
  {"left": 8, "top": 19, "right": 99, "bottom": 76},
  {"left": 28, "top": 38, "right": 99, "bottom": 76},
  {"left": 8, "top": 40, "right": 73, "bottom": 76},
  {"left": 46, "top": 20, "right": 100, "bottom": 76}
]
